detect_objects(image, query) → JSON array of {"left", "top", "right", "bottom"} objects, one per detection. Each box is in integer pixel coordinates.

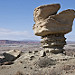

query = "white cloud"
[
  {"left": 0, "top": 28, "right": 74, "bottom": 41},
  {"left": 0, "top": 28, "right": 40, "bottom": 40}
]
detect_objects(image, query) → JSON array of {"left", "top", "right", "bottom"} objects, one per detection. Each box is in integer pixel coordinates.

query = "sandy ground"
[{"left": 0, "top": 43, "right": 75, "bottom": 75}]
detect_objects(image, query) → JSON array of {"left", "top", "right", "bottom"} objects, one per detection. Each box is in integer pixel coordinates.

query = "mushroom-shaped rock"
[
  {"left": 33, "top": 4, "right": 75, "bottom": 54},
  {"left": 33, "top": 9, "right": 75, "bottom": 36}
]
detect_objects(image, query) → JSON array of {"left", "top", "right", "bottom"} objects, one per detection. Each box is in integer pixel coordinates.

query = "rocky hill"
[{"left": 0, "top": 40, "right": 40, "bottom": 44}]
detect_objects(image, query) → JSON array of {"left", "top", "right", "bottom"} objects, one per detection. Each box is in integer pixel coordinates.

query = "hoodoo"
[{"left": 33, "top": 4, "right": 75, "bottom": 54}]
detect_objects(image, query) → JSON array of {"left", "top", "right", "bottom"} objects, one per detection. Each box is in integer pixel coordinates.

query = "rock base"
[{"left": 41, "top": 34, "right": 66, "bottom": 54}]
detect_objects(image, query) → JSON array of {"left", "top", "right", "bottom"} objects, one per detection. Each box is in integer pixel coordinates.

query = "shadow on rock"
[{"left": 35, "top": 57, "right": 56, "bottom": 68}]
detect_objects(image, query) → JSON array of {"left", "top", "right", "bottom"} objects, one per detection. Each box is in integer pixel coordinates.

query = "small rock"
[
  {"left": 0, "top": 63, "right": 3, "bottom": 66},
  {"left": 30, "top": 56, "right": 35, "bottom": 60},
  {"left": 33, "top": 50, "right": 38, "bottom": 54},
  {"left": 15, "top": 71, "right": 24, "bottom": 75},
  {"left": 40, "top": 50, "right": 46, "bottom": 57},
  {"left": 24, "top": 66, "right": 26, "bottom": 68},
  {"left": 19, "top": 61, "right": 23, "bottom": 63},
  {"left": 30, "top": 67, "right": 32, "bottom": 69},
  {"left": 45, "top": 50, "right": 49, "bottom": 53},
  {"left": 29, "top": 51, "right": 32, "bottom": 53}
]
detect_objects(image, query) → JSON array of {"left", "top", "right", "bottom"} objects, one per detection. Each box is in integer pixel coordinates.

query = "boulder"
[
  {"left": 36, "top": 57, "right": 56, "bottom": 67},
  {"left": 3, "top": 50, "right": 22, "bottom": 61}
]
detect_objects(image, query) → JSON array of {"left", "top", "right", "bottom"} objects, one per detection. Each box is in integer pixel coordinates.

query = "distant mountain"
[
  {"left": 0, "top": 40, "right": 40, "bottom": 44},
  {"left": 0, "top": 40, "right": 74, "bottom": 44},
  {"left": 67, "top": 41, "right": 75, "bottom": 44}
]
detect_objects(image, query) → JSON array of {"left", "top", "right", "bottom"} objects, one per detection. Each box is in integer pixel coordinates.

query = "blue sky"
[{"left": 0, "top": 0, "right": 75, "bottom": 41}]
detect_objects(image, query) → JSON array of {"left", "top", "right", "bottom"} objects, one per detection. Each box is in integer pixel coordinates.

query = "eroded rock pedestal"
[
  {"left": 33, "top": 4, "right": 75, "bottom": 54},
  {"left": 41, "top": 34, "right": 66, "bottom": 53}
]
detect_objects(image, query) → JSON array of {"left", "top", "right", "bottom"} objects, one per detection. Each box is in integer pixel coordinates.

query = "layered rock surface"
[{"left": 41, "top": 34, "right": 66, "bottom": 53}]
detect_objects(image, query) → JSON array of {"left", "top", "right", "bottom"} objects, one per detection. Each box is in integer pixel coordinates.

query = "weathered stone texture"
[
  {"left": 33, "top": 4, "right": 75, "bottom": 54},
  {"left": 3, "top": 50, "right": 22, "bottom": 61},
  {"left": 33, "top": 4, "right": 60, "bottom": 23}
]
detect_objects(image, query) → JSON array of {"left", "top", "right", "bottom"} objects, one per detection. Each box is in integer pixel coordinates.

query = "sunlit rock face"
[{"left": 33, "top": 4, "right": 75, "bottom": 54}]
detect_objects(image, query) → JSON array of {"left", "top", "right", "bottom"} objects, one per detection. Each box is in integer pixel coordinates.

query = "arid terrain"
[
  {"left": 0, "top": 41, "right": 75, "bottom": 75},
  {"left": 0, "top": 41, "right": 75, "bottom": 56},
  {"left": 0, "top": 40, "right": 41, "bottom": 54}
]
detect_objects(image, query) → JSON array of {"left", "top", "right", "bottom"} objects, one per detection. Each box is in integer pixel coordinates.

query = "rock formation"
[
  {"left": 3, "top": 50, "right": 22, "bottom": 61},
  {"left": 33, "top": 4, "right": 75, "bottom": 54}
]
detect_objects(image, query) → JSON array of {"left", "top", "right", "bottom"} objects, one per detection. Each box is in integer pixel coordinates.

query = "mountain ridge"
[{"left": 0, "top": 40, "right": 40, "bottom": 44}]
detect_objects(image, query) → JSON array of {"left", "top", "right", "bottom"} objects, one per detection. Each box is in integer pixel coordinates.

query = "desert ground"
[
  {"left": 0, "top": 42, "right": 75, "bottom": 56},
  {"left": 0, "top": 42, "right": 75, "bottom": 75}
]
